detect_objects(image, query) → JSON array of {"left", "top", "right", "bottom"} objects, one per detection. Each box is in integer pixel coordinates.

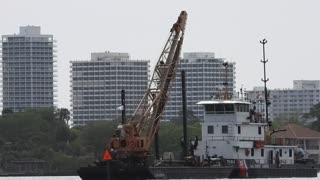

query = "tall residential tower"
[
  {"left": 70, "top": 52, "right": 149, "bottom": 125},
  {"left": 1, "top": 26, "right": 57, "bottom": 112},
  {"left": 163, "top": 52, "right": 236, "bottom": 121}
]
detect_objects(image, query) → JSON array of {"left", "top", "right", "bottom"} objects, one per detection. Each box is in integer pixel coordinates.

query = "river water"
[{"left": 0, "top": 175, "right": 319, "bottom": 180}]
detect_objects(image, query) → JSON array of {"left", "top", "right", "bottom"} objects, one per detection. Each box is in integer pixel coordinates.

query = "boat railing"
[
  {"left": 205, "top": 111, "right": 235, "bottom": 114},
  {"left": 236, "top": 136, "right": 264, "bottom": 141},
  {"left": 246, "top": 159, "right": 295, "bottom": 167},
  {"left": 206, "top": 136, "right": 264, "bottom": 141}
]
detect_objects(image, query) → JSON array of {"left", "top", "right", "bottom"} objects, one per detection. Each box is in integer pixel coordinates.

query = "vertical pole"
[
  {"left": 181, "top": 70, "right": 188, "bottom": 157},
  {"left": 260, "top": 39, "right": 270, "bottom": 126},
  {"left": 121, "top": 89, "right": 126, "bottom": 124},
  {"left": 154, "top": 132, "right": 160, "bottom": 160}
]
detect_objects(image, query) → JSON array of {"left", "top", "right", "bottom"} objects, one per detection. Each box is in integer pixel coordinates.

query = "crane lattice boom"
[{"left": 109, "top": 11, "right": 187, "bottom": 159}]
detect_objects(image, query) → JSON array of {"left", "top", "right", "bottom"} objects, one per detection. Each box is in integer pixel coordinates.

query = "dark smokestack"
[{"left": 181, "top": 70, "right": 188, "bottom": 157}]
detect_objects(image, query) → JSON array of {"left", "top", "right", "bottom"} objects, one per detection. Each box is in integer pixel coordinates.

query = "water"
[
  {"left": 0, "top": 177, "right": 80, "bottom": 180},
  {"left": 0, "top": 175, "right": 319, "bottom": 180}
]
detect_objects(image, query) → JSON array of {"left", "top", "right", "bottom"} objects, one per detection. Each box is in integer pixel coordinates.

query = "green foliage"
[
  {"left": 304, "top": 102, "right": 320, "bottom": 131},
  {"left": 2, "top": 108, "right": 13, "bottom": 114},
  {"left": 272, "top": 113, "right": 305, "bottom": 129},
  {"left": 158, "top": 121, "right": 201, "bottom": 157},
  {"left": 0, "top": 108, "right": 202, "bottom": 172},
  {"left": 0, "top": 108, "right": 78, "bottom": 170},
  {"left": 78, "top": 120, "right": 118, "bottom": 159},
  {"left": 171, "top": 110, "right": 201, "bottom": 124}
]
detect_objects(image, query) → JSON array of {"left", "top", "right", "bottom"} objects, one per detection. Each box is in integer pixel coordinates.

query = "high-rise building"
[
  {"left": 246, "top": 80, "right": 320, "bottom": 120},
  {"left": 163, "top": 52, "right": 236, "bottom": 121},
  {"left": 1, "top": 26, "right": 57, "bottom": 112},
  {"left": 70, "top": 52, "right": 149, "bottom": 125}
]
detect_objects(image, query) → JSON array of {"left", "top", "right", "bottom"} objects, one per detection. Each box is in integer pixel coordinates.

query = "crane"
[{"left": 109, "top": 11, "right": 187, "bottom": 160}]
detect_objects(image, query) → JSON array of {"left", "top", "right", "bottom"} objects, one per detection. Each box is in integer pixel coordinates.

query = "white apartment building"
[
  {"left": 246, "top": 80, "right": 320, "bottom": 120},
  {"left": 1, "top": 26, "right": 57, "bottom": 112},
  {"left": 70, "top": 52, "right": 149, "bottom": 125},
  {"left": 163, "top": 52, "right": 236, "bottom": 121}
]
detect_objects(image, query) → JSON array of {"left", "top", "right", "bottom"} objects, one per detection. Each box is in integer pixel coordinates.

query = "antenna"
[
  {"left": 260, "top": 39, "right": 271, "bottom": 126},
  {"left": 240, "top": 84, "right": 244, "bottom": 100}
]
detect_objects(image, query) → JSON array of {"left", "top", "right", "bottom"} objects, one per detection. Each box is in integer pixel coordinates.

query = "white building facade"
[
  {"left": 1, "top": 26, "right": 57, "bottom": 112},
  {"left": 246, "top": 80, "right": 320, "bottom": 120},
  {"left": 70, "top": 52, "right": 149, "bottom": 125},
  {"left": 163, "top": 52, "right": 236, "bottom": 121}
]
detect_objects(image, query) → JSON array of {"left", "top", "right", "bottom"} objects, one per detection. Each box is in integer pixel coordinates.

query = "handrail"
[{"left": 206, "top": 135, "right": 264, "bottom": 141}]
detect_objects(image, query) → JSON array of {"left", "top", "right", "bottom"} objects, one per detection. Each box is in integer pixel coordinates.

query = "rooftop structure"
[{"left": 293, "top": 80, "right": 320, "bottom": 90}]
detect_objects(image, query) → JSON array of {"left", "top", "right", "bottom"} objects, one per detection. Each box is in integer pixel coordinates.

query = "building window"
[
  {"left": 222, "top": 125, "right": 228, "bottom": 134},
  {"left": 238, "top": 126, "right": 241, "bottom": 134},
  {"left": 207, "top": 125, "right": 214, "bottom": 134},
  {"left": 251, "top": 148, "right": 254, "bottom": 156},
  {"left": 261, "top": 149, "right": 264, "bottom": 157},
  {"left": 258, "top": 126, "right": 262, "bottom": 135}
]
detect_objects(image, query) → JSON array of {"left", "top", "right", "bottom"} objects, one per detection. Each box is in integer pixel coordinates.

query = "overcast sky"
[{"left": 1, "top": 0, "right": 320, "bottom": 109}]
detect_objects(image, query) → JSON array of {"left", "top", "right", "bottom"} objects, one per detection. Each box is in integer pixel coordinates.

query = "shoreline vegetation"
[{"left": 0, "top": 108, "right": 200, "bottom": 174}]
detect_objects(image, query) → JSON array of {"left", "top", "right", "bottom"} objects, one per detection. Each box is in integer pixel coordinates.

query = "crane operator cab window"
[{"left": 204, "top": 104, "right": 235, "bottom": 114}]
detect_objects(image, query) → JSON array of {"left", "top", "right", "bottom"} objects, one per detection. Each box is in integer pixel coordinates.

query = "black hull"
[
  {"left": 77, "top": 161, "right": 318, "bottom": 180},
  {"left": 247, "top": 167, "right": 318, "bottom": 178},
  {"left": 77, "top": 165, "right": 232, "bottom": 180}
]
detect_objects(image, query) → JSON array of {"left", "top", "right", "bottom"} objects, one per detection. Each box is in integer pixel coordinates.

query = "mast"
[{"left": 260, "top": 39, "right": 271, "bottom": 126}]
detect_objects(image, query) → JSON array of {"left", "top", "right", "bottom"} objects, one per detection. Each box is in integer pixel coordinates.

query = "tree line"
[{"left": 0, "top": 108, "right": 201, "bottom": 173}]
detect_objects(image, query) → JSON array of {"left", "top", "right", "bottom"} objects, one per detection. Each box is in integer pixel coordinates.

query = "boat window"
[
  {"left": 234, "top": 104, "right": 239, "bottom": 112},
  {"left": 251, "top": 148, "right": 254, "bottom": 156},
  {"left": 258, "top": 127, "right": 262, "bottom": 135},
  {"left": 237, "top": 104, "right": 249, "bottom": 112},
  {"left": 205, "top": 104, "right": 235, "bottom": 114},
  {"left": 207, "top": 125, "right": 214, "bottom": 134},
  {"left": 238, "top": 126, "right": 241, "bottom": 134},
  {"left": 225, "top": 104, "right": 234, "bottom": 113},
  {"left": 261, "top": 149, "right": 264, "bottom": 157},
  {"left": 215, "top": 104, "right": 224, "bottom": 112},
  {"left": 222, "top": 125, "right": 228, "bottom": 134},
  {"left": 289, "top": 149, "right": 292, "bottom": 157},
  {"left": 205, "top": 104, "right": 215, "bottom": 112},
  {"left": 279, "top": 149, "right": 282, "bottom": 157}
]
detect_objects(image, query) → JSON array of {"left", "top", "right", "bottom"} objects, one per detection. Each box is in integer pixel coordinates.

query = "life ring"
[{"left": 245, "top": 149, "right": 250, "bottom": 156}]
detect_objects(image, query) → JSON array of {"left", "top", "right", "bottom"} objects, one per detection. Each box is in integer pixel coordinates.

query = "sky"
[{"left": 1, "top": 0, "right": 320, "bottom": 109}]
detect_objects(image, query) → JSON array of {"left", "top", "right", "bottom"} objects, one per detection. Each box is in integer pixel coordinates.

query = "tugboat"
[{"left": 194, "top": 89, "right": 318, "bottom": 178}]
